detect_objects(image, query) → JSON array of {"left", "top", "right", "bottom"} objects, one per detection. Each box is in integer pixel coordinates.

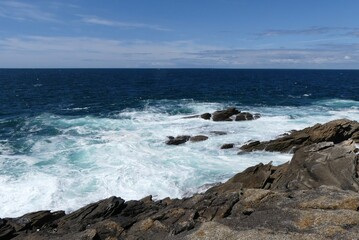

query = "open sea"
[{"left": 0, "top": 69, "right": 359, "bottom": 217}]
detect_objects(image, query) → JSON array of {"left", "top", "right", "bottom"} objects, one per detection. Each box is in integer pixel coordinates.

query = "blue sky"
[{"left": 0, "top": 0, "right": 359, "bottom": 68}]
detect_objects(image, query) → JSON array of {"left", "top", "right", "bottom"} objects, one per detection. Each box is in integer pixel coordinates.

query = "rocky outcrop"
[
  {"left": 185, "top": 107, "right": 260, "bottom": 121},
  {"left": 240, "top": 119, "right": 359, "bottom": 153},
  {"left": 3, "top": 119, "right": 359, "bottom": 239},
  {"left": 211, "top": 140, "right": 359, "bottom": 193}
]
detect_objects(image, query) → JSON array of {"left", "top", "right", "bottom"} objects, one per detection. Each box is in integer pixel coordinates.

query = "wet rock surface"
[{"left": 3, "top": 119, "right": 359, "bottom": 239}]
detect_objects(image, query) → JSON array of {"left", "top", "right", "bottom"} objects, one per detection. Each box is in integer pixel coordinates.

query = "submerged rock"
[
  {"left": 221, "top": 143, "right": 234, "bottom": 149},
  {"left": 190, "top": 135, "right": 208, "bottom": 142},
  {"left": 240, "top": 118, "right": 359, "bottom": 153},
  {"left": 166, "top": 135, "right": 191, "bottom": 145},
  {"left": 210, "top": 131, "right": 227, "bottom": 135}
]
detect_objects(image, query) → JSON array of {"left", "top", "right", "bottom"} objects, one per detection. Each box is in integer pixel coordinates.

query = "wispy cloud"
[
  {"left": 0, "top": 1, "right": 57, "bottom": 22},
  {"left": 0, "top": 35, "right": 358, "bottom": 68},
  {"left": 257, "top": 27, "right": 358, "bottom": 37},
  {"left": 0, "top": 36, "right": 213, "bottom": 67},
  {"left": 79, "top": 15, "right": 171, "bottom": 31}
]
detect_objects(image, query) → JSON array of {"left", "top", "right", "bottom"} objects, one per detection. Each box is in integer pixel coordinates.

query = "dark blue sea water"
[
  {"left": 1, "top": 69, "right": 358, "bottom": 117},
  {"left": 0, "top": 69, "right": 359, "bottom": 217}
]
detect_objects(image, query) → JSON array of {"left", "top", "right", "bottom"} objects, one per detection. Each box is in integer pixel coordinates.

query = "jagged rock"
[
  {"left": 56, "top": 196, "right": 125, "bottom": 233},
  {"left": 0, "top": 219, "right": 16, "bottom": 240},
  {"left": 190, "top": 135, "right": 208, "bottom": 142},
  {"left": 271, "top": 140, "right": 359, "bottom": 191},
  {"left": 240, "top": 119, "right": 359, "bottom": 153},
  {"left": 213, "top": 140, "right": 359, "bottom": 193},
  {"left": 212, "top": 108, "right": 240, "bottom": 121},
  {"left": 166, "top": 136, "right": 191, "bottom": 145},
  {"left": 221, "top": 143, "right": 234, "bottom": 149}
]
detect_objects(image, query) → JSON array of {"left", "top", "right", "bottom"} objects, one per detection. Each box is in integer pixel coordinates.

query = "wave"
[{"left": 0, "top": 99, "right": 358, "bottom": 217}]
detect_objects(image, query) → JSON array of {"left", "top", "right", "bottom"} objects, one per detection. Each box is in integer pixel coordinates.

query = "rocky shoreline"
[{"left": 1, "top": 113, "right": 359, "bottom": 239}]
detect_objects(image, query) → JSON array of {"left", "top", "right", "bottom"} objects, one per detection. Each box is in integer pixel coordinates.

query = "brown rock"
[
  {"left": 212, "top": 108, "right": 239, "bottom": 121},
  {"left": 200, "top": 113, "right": 211, "bottom": 120},
  {"left": 190, "top": 135, "right": 208, "bottom": 142}
]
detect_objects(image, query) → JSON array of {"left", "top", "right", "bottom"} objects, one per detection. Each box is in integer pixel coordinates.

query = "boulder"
[
  {"left": 166, "top": 136, "right": 191, "bottom": 145},
  {"left": 221, "top": 144, "right": 234, "bottom": 149},
  {"left": 189, "top": 135, "right": 208, "bottom": 142},
  {"left": 212, "top": 108, "right": 240, "bottom": 121},
  {"left": 240, "top": 119, "right": 359, "bottom": 153}
]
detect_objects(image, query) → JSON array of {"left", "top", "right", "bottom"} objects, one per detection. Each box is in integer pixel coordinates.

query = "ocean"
[{"left": 0, "top": 69, "right": 358, "bottom": 217}]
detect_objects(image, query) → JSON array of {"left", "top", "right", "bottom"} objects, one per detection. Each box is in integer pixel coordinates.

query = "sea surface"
[{"left": 0, "top": 69, "right": 359, "bottom": 217}]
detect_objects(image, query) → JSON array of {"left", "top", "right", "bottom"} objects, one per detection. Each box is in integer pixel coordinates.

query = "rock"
[
  {"left": 221, "top": 144, "right": 234, "bottom": 149},
  {"left": 0, "top": 219, "right": 16, "bottom": 239},
  {"left": 166, "top": 136, "right": 191, "bottom": 145},
  {"left": 212, "top": 108, "right": 240, "bottom": 121},
  {"left": 8, "top": 211, "right": 65, "bottom": 232},
  {"left": 182, "top": 115, "right": 199, "bottom": 119},
  {"left": 235, "top": 112, "right": 254, "bottom": 121},
  {"left": 271, "top": 140, "right": 359, "bottom": 191},
  {"left": 210, "top": 131, "right": 227, "bottom": 135},
  {"left": 57, "top": 196, "right": 125, "bottom": 232},
  {"left": 183, "top": 108, "right": 260, "bottom": 122},
  {"left": 240, "top": 119, "right": 359, "bottom": 153},
  {"left": 200, "top": 113, "right": 211, "bottom": 120},
  {"left": 214, "top": 140, "right": 359, "bottom": 193},
  {"left": 182, "top": 113, "right": 211, "bottom": 120},
  {"left": 190, "top": 135, "right": 208, "bottom": 142}
]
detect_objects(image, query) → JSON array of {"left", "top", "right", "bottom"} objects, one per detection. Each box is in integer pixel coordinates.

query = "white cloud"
[
  {"left": 79, "top": 15, "right": 171, "bottom": 31},
  {"left": 0, "top": 36, "right": 216, "bottom": 67},
  {"left": 0, "top": 1, "right": 57, "bottom": 22},
  {"left": 0, "top": 36, "right": 358, "bottom": 68}
]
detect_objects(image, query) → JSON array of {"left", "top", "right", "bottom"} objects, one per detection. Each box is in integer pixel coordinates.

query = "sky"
[{"left": 0, "top": 0, "right": 359, "bottom": 68}]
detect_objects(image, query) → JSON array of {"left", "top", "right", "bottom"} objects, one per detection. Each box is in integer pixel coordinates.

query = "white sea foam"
[{"left": 0, "top": 99, "right": 358, "bottom": 217}]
